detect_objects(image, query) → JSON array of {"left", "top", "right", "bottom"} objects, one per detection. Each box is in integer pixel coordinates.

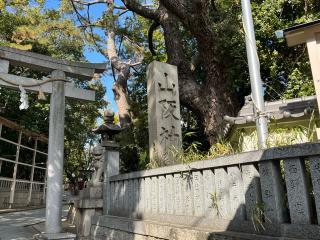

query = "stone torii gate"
[{"left": 0, "top": 46, "right": 105, "bottom": 239}]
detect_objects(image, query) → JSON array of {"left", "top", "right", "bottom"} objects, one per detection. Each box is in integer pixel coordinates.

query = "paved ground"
[{"left": 0, "top": 206, "right": 69, "bottom": 240}]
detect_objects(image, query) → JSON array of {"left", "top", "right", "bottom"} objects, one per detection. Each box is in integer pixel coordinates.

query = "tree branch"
[
  {"left": 158, "top": 0, "right": 188, "bottom": 21},
  {"left": 122, "top": 0, "right": 159, "bottom": 21},
  {"left": 74, "top": 0, "right": 107, "bottom": 6}
]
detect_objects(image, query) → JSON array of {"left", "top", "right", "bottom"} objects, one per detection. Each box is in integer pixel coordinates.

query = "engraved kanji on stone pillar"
[{"left": 147, "top": 61, "right": 182, "bottom": 165}]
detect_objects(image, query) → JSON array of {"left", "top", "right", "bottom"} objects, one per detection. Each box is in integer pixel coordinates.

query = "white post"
[
  {"left": 9, "top": 130, "right": 22, "bottom": 208},
  {"left": 28, "top": 138, "right": 38, "bottom": 205},
  {"left": 45, "top": 70, "right": 66, "bottom": 234},
  {"left": 241, "top": 0, "right": 268, "bottom": 148}
]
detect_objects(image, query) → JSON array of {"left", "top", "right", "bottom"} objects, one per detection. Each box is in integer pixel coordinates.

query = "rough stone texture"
[
  {"left": 309, "top": 156, "right": 320, "bottom": 224},
  {"left": 145, "top": 177, "right": 152, "bottom": 213},
  {"left": 114, "top": 181, "right": 120, "bottom": 212},
  {"left": 227, "top": 166, "right": 245, "bottom": 220},
  {"left": 110, "top": 182, "right": 115, "bottom": 211},
  {"left": 147, "top": 61, "right": 182, "bottom": 165},
  {"left": 181, "top": 174, "right": 194, "bottom": 216},
  {"left": 109, "top": 143, "right": 320, "bottom": 182},
  {"left": 215, "top": 168, "right": 230, "bottom": 219},
  {"left": 128, "top": 180, "right": 134, "bottom": 214},
  {"left": 259, "top": 161, "right": 287, "bottom": 223},
  {"left": 79, "top": 186, "right": 102, "bottom": 199},
  {"left": 119, "top": 181, "right": 125, "bottom": 212},
  {"left": 134, "top": 179, "right": 139, "bottom": 213},
  {"left": 103, "top": 147, "right": 120, "bottom": 215},
  {"left": 91, "top": 214, "right": 320, "bottom": 240},
  {"left": 241, "top": 164, "right": 262, "bottom": 220},
  {"left": 138, "top": 178, "right": 145, "bottom": 213},
  {"left": 202, "top": 169, "right": 217, "bottom": 218},
  {"left": 165, "top": 174, "right": 174, "bottom": 215},
  {"left": 192, "top": 171, "right": 204, "bottom": 216},
  {"left": 284, "top": 158, "right": 311, "bottom": 224},
  {"left": 151, "top": 177, "right": 159, "bottom": 214},
  {"left": 158, "top": 176, "right": 166, "bottom": 214},
  {"left": 173, "top": 174, "right": 183, "bottom": 215},
  {"left": 35, "top": 232, "right": 76, "bottom": 240},
  {"left": 123, "top": 180, "right": 129, "bottom": 213},
  {"left": 97, "top": 143, "right": 320, "bottom": 239},
  {"left": 72, "top": 186, "right": 103, "bottom": 238}
]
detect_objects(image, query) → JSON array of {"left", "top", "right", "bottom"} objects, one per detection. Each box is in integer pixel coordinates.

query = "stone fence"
[
  {"left": 0, "top": 177, "right": 45, "bottom": 208},
  {"left": 92, "top": 143, "right": 320, "bottom": 239}
]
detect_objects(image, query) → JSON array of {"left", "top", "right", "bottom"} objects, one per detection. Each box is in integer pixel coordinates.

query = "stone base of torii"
[{"left": 0, "top": 46, "right": 105, "bottom": 239}]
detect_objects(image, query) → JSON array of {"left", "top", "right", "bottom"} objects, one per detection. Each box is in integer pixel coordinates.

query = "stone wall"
[{"left": 92, "top": 143, "right": 320, "bottom": 239}]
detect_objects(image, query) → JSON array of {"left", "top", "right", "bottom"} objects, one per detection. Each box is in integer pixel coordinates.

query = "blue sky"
[{"left": 46, "top": 0, "right": 119, "bottom": 112}]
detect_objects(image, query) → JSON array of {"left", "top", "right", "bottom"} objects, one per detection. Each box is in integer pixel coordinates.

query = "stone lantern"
[{"left": 71, "top": 110, "right": 123, "bottom": 238}]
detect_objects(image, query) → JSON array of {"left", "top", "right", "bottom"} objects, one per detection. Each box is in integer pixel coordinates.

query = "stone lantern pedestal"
[{"left": 67, "top": 110, "right": 122, "bottom": 239}]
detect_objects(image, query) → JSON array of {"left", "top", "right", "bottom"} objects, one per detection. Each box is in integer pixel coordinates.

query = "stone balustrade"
[{"left": 92, "top": 143, "right": 320, "bottom": 239}]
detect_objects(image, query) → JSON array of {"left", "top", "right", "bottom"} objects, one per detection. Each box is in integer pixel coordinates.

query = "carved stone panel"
[
  {"left": 119, "top": 181, "right": 124, "bottom": 212},
  {"left": 214, "top": 168, "right": 230, "bottom": 219},
  {"left": 151, "top": 177, "right": 159, "bottom": 214},
  {"left": 158, "top": 176, "right": 166, "bottom": 214},
  {"left": 284, "top": 158, "right": 311, "bottom": 224},
  {"left": 309, "top": 156, "right": 320, "bottom": 224},
  {"left": 203, "top": 169, "right": 217, "bottom": 218},
  {"left": 110, "top": 182, "right": 115, "bottom": 211},
  {"left": 192, "top": 171, "right": 204, "bottom": 216},
  {"left": 123, "top": 180, "right": 128, "bottom": 213},
  {"left": 259, "top": 161, "right": 286, "bottom": 223},
  {"left": 166, "top": 174, "right": 174, "bottom": 215},
  {"left": 133, "top": 179, "right": 139, "bottom": 213},
  {"left": 173, "top": 173, "right": 183, "bottom": 215},
  {"left": 227, "top": 166, "right": 245, "bottom": 220},
  {"left": 145, "top": 177, "right": 152, "bottom": 213},
  {"left": 182, "top": 174, "right": 194, "bottom": 216},
  {"left": 128, "top": 180, "right": 134, "bottom": 214},
  {"left": 147, "top": 61, "right": 182, "bottom": 165},
  {"left": 113, "top": 181, "right": 119, "bottom": 213},
  {"left": 242, "top": 164, "right": 262, "bottom": 220},
  {"left": 138, "top": 178, "right": 145, "bottom": 213}
]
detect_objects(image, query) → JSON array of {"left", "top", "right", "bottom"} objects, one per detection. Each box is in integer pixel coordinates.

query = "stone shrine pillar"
[
  {"left": 101, "top": 140, "right": 120, "bottom": 215},
  {"left": 147, "top": 61, "right": 182, "bottom": 165}
]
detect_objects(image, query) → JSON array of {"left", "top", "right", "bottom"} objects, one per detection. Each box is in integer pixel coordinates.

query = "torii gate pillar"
[
  {"left": 45, "top": 70, "right": 66, "bottom": 234},
  {"left": 0, "top": 45, "right": 106, "bottom": 239}
]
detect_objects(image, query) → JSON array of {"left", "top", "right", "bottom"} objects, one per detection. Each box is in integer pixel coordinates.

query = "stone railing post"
[{"left": 102, "top": 141, "right": 120, "bottom": 215}]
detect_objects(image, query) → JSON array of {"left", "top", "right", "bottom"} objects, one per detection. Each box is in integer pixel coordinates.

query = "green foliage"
[
  {"left": 210, "top": 0, "right": 320, "bottom": 101},
  {"left": 251, "top": 202, "right": 271, "bottom": 232},
  {"left": 209, "top": 191, "right": 221, "bottom": 217}
]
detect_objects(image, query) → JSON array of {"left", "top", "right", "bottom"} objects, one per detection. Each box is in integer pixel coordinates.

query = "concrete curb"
[{"left": 0, "top": 205, "right": 46, "bottom": 214}]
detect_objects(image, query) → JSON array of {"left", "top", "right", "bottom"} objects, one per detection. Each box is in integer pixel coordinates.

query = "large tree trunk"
[
  {"left": 106, "top": 1, "right": 132, "bottom": 127},
  {"left": 159, "top": 4, "right": 239, "bottom": 143},
  {"left": 123, "top": 0, "right": 241, "bottom": 143}
]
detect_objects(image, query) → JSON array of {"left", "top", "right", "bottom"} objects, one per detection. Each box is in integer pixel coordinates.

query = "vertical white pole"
[
  {"left": 28, "top": 138, "right": 38, "bottom": 205},
  {"left": 45, "top": 70, "right": 66, "bottom": 234},
  {"left": 9, "top": 131, "right": 22, "bottom": 208},
  {"left": 241, "top": 0, "right": 268, "bottom": 148},
  {"left": 43, "top": 158, "right": 48, "bottom": 203}
]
